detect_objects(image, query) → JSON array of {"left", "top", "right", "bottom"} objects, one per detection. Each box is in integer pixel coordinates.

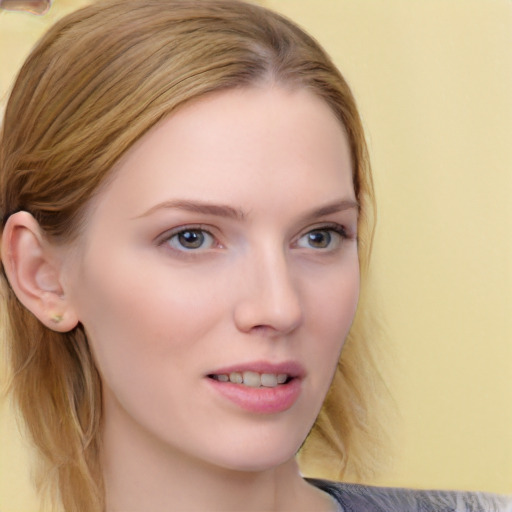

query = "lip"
[{"left": 205, "top": 360, "right": 305, "bottom": 414}]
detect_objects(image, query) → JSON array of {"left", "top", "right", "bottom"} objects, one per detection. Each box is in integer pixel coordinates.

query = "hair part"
[{"left": 0, "top": 1, "right": 383, "bottom": 510}]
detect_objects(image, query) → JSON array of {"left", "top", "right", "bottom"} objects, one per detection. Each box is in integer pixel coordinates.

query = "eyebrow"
[
  {"left": 303, "top": 199, "right": 359, "bottom": 221},
  {"left": 135, "top": 198, "right": 358, "bottom": 222},
  {"left": 134, "top": 199, "right": 246, "bottom": 220}
]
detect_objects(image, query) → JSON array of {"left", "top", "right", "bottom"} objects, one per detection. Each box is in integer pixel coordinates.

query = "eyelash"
[
  {"left": 157, "top": 224, "right": 219, "bottom": 254},
  {"left": 295, "top": 223, "right": 350, "bottom": 251},
  {"left": 157, "top": 222, "right": 352, "bottom": 255}
]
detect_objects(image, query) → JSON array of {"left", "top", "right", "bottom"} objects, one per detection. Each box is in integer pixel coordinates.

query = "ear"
[{"left": 1, "top": 211, "right": 79, "bottom": 332}]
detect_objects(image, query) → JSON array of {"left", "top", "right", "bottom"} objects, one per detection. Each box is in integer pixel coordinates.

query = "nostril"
[
  {"left": 233, "top": 300, "right": 303, "bottom": 336},
  {"left": 252, "top": 325, "right": 270, "bottom": 333}
]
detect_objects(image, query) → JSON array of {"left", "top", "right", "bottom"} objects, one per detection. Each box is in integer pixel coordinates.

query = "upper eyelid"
[{"left": 296, "top": 222, "right": 352, "bottom": 239}]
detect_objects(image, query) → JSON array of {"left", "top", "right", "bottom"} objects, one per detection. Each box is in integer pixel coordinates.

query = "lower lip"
[{"left": 206, "top": 377, "right": 302, "bottom": 414}]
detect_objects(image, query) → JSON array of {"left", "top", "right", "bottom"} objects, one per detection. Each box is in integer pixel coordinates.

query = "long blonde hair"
[{"left": 0, "top": 1, "right": 382, "bottom": 510}]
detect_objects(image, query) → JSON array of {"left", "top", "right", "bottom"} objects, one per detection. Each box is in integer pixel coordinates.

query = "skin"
[{"left": 5, "top": 86, "right": 359, "bottom": 511}]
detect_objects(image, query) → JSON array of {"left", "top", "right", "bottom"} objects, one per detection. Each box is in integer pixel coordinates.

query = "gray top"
[{"left": 307, "top": 479, "right": 512, "bottom": 512}]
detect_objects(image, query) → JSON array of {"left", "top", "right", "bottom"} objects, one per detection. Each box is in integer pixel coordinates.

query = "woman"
[{"left": 0, "top": 1, "right": 509, "bottom": 511}]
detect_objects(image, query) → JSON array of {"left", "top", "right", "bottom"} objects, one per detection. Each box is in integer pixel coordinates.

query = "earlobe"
[{"left": 1, "top": 211, "right": 79, "bottom": 332}]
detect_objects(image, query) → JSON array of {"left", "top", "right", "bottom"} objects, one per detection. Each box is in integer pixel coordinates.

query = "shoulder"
[{"left": 306, "top": 478, "right": 512, "bottom": 512}]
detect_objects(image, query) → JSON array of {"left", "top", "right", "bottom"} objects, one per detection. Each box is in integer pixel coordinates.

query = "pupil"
[
  {"left": 178, "top": 230, "right": 204, "bottom": 249},
  {"left": 309, "top": 230, "right": 330, "bottom": 248}
]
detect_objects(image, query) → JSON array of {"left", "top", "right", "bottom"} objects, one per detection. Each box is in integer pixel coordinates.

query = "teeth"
[
  {"left": 260, "top": 373, "right": 277, "bottom": 387},
  {"left": 229, "top": 372, "right": 243, "bottom": 384},
  {"left": 243, "top": 371, "right": 260, "bottom": 387},
  {"left": 212, "top": 372, "right": 290, "bottom": 387}
]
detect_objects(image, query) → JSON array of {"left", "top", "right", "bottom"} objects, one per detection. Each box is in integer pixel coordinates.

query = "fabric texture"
[{"left": 307, "top": 478, "right": 512, "bottom": 512}]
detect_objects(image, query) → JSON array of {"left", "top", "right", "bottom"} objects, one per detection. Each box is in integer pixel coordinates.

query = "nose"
[{"left": 233, "top": 246, "right": 303, "bottom": 336}]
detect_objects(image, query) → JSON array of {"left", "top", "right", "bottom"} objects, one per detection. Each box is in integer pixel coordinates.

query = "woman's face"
[{"left": 63, "top": 86, "right": 359, "bottom": 472}]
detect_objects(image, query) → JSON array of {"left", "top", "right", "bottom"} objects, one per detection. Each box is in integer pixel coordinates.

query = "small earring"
[{"left": 50, "top": 313, "right": 63, "bottom": 323}]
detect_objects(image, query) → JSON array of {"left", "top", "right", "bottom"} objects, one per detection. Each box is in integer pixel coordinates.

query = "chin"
[{"left": 199, "top": 431, "right": 304, "bottom": 474}]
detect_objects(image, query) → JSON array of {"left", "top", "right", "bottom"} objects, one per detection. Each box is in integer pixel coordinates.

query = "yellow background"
[{"left": 1, "top": 0, "right": 511, "bottom": 510}]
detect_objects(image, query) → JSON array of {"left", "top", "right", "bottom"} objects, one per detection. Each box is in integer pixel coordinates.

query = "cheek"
[
  {"left": 71, "top": 254, "right": 223, "bottom": 392},
  {"left": 304, "top": 260, "right": 360, "bottom": 375},
  {"left": 309, "top": 257, "right": 359, "bottom": 326}
]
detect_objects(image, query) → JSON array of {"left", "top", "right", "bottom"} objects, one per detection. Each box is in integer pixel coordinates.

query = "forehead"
[{"left": 93, "top": 86, "right": 355, "bottom": 221}]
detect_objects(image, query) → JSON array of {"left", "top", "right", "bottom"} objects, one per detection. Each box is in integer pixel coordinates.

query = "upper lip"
[{"left": 207, "top": 360, "right": 305, "bottom": 378}]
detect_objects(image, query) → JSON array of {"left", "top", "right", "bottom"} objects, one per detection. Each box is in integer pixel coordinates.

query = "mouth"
[
  {"left": 208, "top": 371, "right": 293, "bottom": 388},
  {"left": 205, "top": 362, "right": 304, "bottom": 414}
]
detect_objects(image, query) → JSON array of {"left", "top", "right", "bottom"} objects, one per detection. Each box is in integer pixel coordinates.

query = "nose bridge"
[{"left": 233, "top": 239, "right": 303, "bottom": 335}]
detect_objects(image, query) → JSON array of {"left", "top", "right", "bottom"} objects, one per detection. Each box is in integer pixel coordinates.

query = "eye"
[
  {"left": 164, "top": 228, "right": 216, "bottom": 251},
  {"left": 296, "top": 226, "right": 346, "bottom": 250}
]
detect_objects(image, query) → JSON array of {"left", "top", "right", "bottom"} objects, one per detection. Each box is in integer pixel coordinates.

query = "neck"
[{"left": 100, "top": 398, "right": 334, "bottom": 512}]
